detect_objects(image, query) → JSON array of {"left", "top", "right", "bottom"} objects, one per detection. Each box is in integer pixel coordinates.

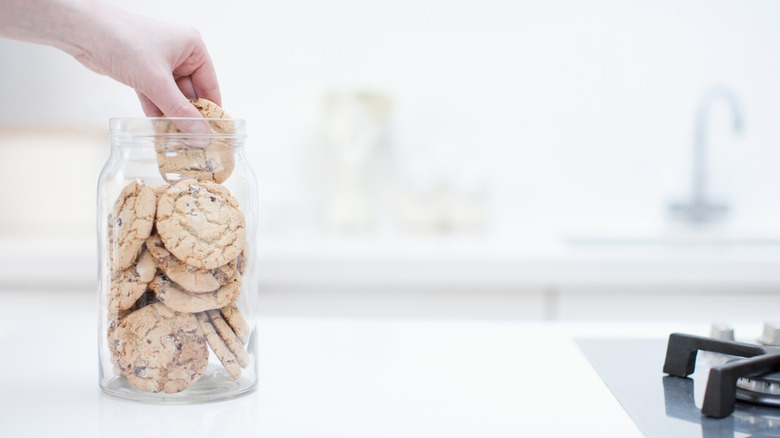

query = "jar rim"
[{"left": 109, "top": 117, "right": 247, "bottom": 139}]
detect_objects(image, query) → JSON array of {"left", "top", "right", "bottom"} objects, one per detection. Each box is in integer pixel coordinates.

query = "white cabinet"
[
  {"left": 555, "top": 287, "right": 780, "bottom": 322},
  {"left": 4, "top": 234, "right": 780, "bottom": 322}
]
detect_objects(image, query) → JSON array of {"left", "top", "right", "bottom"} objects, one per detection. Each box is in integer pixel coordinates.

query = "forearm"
[
  {"left": 0, "top": 0, "right": 220, "bottom": 119},
  {"left": 0, "top": 0, "right": 118, "bottom": 57}
]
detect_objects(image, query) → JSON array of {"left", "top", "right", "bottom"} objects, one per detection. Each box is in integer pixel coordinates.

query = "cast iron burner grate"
[{"left": 663, "top": 332, "right": 780, "bottom": 418}]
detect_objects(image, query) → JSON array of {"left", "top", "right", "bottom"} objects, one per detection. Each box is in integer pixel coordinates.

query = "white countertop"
[{"left": 0, "top": 289, "right": 713, "bottom": 438}]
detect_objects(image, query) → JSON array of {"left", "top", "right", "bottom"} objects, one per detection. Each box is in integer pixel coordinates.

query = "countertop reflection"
[{"left": 663, "top": 376, "right": 780, "bottom": 438}]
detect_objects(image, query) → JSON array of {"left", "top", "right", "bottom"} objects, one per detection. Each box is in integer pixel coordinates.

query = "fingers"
[
  {"left": 190, "top": 60, "right": 221, "bottom": 107},
  {"left": 175, "top": 76, "right": 197, "bottom": 101},
  {"left": 126, "top": 25, "right": 220, "bottom": 134},
  {"left": 143, "top": 74, "right": 210, "bottom": 134},
  {"left": 171, "top": 40, "right": 221, "bottom": 106},
  {"left": 153, "top": 76, "right": 202, "bottom": 119},
  {"left": 136, "top": 92, "right": 163, "bottom": 117},
  {"left": 137, "top": 77, "right": 197, "bottom": 118}
]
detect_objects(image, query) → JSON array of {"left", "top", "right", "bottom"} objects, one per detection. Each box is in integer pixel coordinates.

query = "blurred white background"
[{"left": 3, "top": 0, "right": 780, "bottom": 321}]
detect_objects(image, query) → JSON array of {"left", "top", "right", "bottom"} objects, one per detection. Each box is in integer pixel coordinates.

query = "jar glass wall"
[{"left": 97, "top": 118, "right": 258, "bottom": 402}]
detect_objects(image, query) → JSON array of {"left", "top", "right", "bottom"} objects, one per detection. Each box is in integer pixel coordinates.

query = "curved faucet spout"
[
  {"left": 669, "top": 87, "right": 744, "bottom": 224},
  {"left": 693, "top": 88, "right": 744, "bottom": 209}
]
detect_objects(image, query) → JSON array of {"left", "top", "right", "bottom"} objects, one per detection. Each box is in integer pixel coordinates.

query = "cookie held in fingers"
[
  {"left": 149, "top": 273, "right": 241, "bottom": 313},
  {"left": 196, "top": 312, "right": 242, "bottom": 379},
  {"left": 155, "top": 179, "right": 246, "bottom": 270},
  {"left": 146, "top": 233, "right": 238, "bottom": 293},
  {"left": 206, "top": 308, "right": 249, "bottom": 368},
  {"left": 154, "top": 98, "right": 236, "bottom": 184},
  {"left": 113, "top": 302, "right": 209, "bottom": 393},
  {"left": 190, "top": 98, "right": 230, "bottom": 119},
  {"left": 110, "top": 180, "right": 157, "bottom": 270},
  {"left": 220, "top": 304, "right": 250, "bottom": 345}
]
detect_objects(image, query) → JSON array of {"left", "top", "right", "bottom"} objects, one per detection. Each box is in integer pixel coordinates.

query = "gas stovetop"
[
  {"left": 578, "top": 332, "right": 780, "bottom": 438},
  {"left": 664, "top": 329, "right": 780, "bottom": 419}
]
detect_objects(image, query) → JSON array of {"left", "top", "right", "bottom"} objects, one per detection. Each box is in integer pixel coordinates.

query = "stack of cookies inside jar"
[{"left": 103, "top": 99, "right": 252, "bottom": 395}]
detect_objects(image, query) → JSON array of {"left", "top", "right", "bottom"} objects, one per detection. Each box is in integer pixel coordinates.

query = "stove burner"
[
  {"left": 663, "top": 333, "right": 780, "bottom": 418},
  {"left": 737, "top": 371, "right": 780, "bottom": 406}
]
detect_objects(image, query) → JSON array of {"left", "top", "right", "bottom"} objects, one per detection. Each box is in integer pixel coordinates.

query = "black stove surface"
[{"left": 577, "top": 338, "right": 780, "bottom": 438}]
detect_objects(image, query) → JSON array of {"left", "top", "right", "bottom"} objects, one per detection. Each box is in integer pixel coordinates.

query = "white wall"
[{"left": 2, "top": 0, "right": 780, "bottom": 239}]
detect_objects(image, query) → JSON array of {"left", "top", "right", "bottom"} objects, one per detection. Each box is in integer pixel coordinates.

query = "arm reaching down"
[{"left": 0, "top": 0, "right": 221, "bottom": 123}]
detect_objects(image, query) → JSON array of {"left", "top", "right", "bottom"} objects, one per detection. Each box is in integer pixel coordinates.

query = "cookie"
[
  {"left": 155, "top": 179, "right": 246, "bottom": 270},
  {"left": 190, "top": 98, "right": 230, "bottom": 119},
  {"left": 146, "top": 233, "right": 238, "bottom": 293},
  {"left": 110, "top": 180, "right": 157, "bottom": 270},
  {"left": 107, "top": 290, "right": 158, "bottom": 375},
  {"left": 154, "top": 98, "right": 236, "bottom": 184},
  {"left": 196, "top": 312, "right": 242, "bottom": 379},
  {"left": 150, "top": 183, "right": 171, "bottom": 199},
  {"left": 108, "top": 246, "right": 157, "bottom": 312},
  {"left": 219, "top": 304, "right": 250, "bottom": 345},
  {"left": 149, "top": 273, "right": 241, "bottom": 313},
  {"left": 113, "top": 302, "right": 209, "bottom": 393},
  {"left": 206, "top": 308, "right": 249, "bottom": 368}
]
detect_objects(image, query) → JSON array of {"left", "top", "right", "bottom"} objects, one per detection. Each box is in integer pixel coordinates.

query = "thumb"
[{"left": 146, "top": 78, "right": 210, "bottom": 134}]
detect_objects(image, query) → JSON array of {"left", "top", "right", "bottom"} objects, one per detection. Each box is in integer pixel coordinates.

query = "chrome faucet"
[{"left": 668, "top": 87, "right": 743, "bottom": 224}]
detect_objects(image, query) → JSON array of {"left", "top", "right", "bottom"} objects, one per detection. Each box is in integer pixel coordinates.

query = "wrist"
[{"left": 46, "top": 0, "right": 117, "bottom": 58}]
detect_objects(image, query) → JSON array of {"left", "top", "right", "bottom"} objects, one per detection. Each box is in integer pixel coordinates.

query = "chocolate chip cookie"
[
  {"left": 113, "top": 302, "right": 209, "bottom": 393},
  {"left": 219, "top": 304, "right": 250, "bottom": 345},
  {"left": 155, "top": 179, "right": 246, "bottom": 270},
  {"left": 108, "top": 246, "right": 156, "bottom": 312},
  {"left": 196, "top": 312, "right": 242, "bottom": 379},
  {"left": 149, "top": 273, "right": 241, "bottom": 313},
  {"left": 110, "top": 180, "right": 157, "bottom": 270},
  {"left": 145, "top": 233, "right": 237, "bottom": 293},
  {"left": 206, "top": 308, "right": 249, "bottom": 368},
  {"left": 154, "top": 98, "right": 236, "bottom": 184}
]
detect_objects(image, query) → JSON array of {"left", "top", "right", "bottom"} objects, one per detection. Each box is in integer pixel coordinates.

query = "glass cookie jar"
[{"left": 97, "top": 118, "right": 258, "bottom": 402}]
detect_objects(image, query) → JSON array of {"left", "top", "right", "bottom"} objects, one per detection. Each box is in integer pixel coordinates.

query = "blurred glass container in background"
[{"left": 317, "top": 89, "right": 392, "bottom": 232}]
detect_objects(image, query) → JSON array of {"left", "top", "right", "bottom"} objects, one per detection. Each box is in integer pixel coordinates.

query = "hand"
[{"left": 74, "top": 5, "right": 221, "bottom": 125}]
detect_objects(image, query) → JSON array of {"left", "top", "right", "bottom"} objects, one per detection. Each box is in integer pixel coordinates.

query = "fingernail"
[{"left": 172, "top": 119, "right": 211, "bottom": 147}]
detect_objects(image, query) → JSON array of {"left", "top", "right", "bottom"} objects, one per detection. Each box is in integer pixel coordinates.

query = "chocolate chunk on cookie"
[
  {"left": 155, "top": 179, "right": 246, "bottom": 270},
  {"left": 110, "top": 180, "right": 157, "bottom": 270},
  {"left": 146, "top": 233, "right": 238, "bottom": 293},
  {"left": 196, "top": 312, "right": 242, "bottom": 379},
  {"left": 236, "top": 245, "right": 249, "bottom": 276},
  {"left": 113, "top": 302, "right": 209, "bottom": 393},
  {"left": 149, "top": 273, "right": 241, "bottom": 313},
  {"left": 220, "top": 304, "right": 250, "bottom": 345},
  {"left": 108, "top": 246, "right": 157, "bottom": 311},
  {"left": 154, "top": 98, "right": 236, "bottom": 184}
]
